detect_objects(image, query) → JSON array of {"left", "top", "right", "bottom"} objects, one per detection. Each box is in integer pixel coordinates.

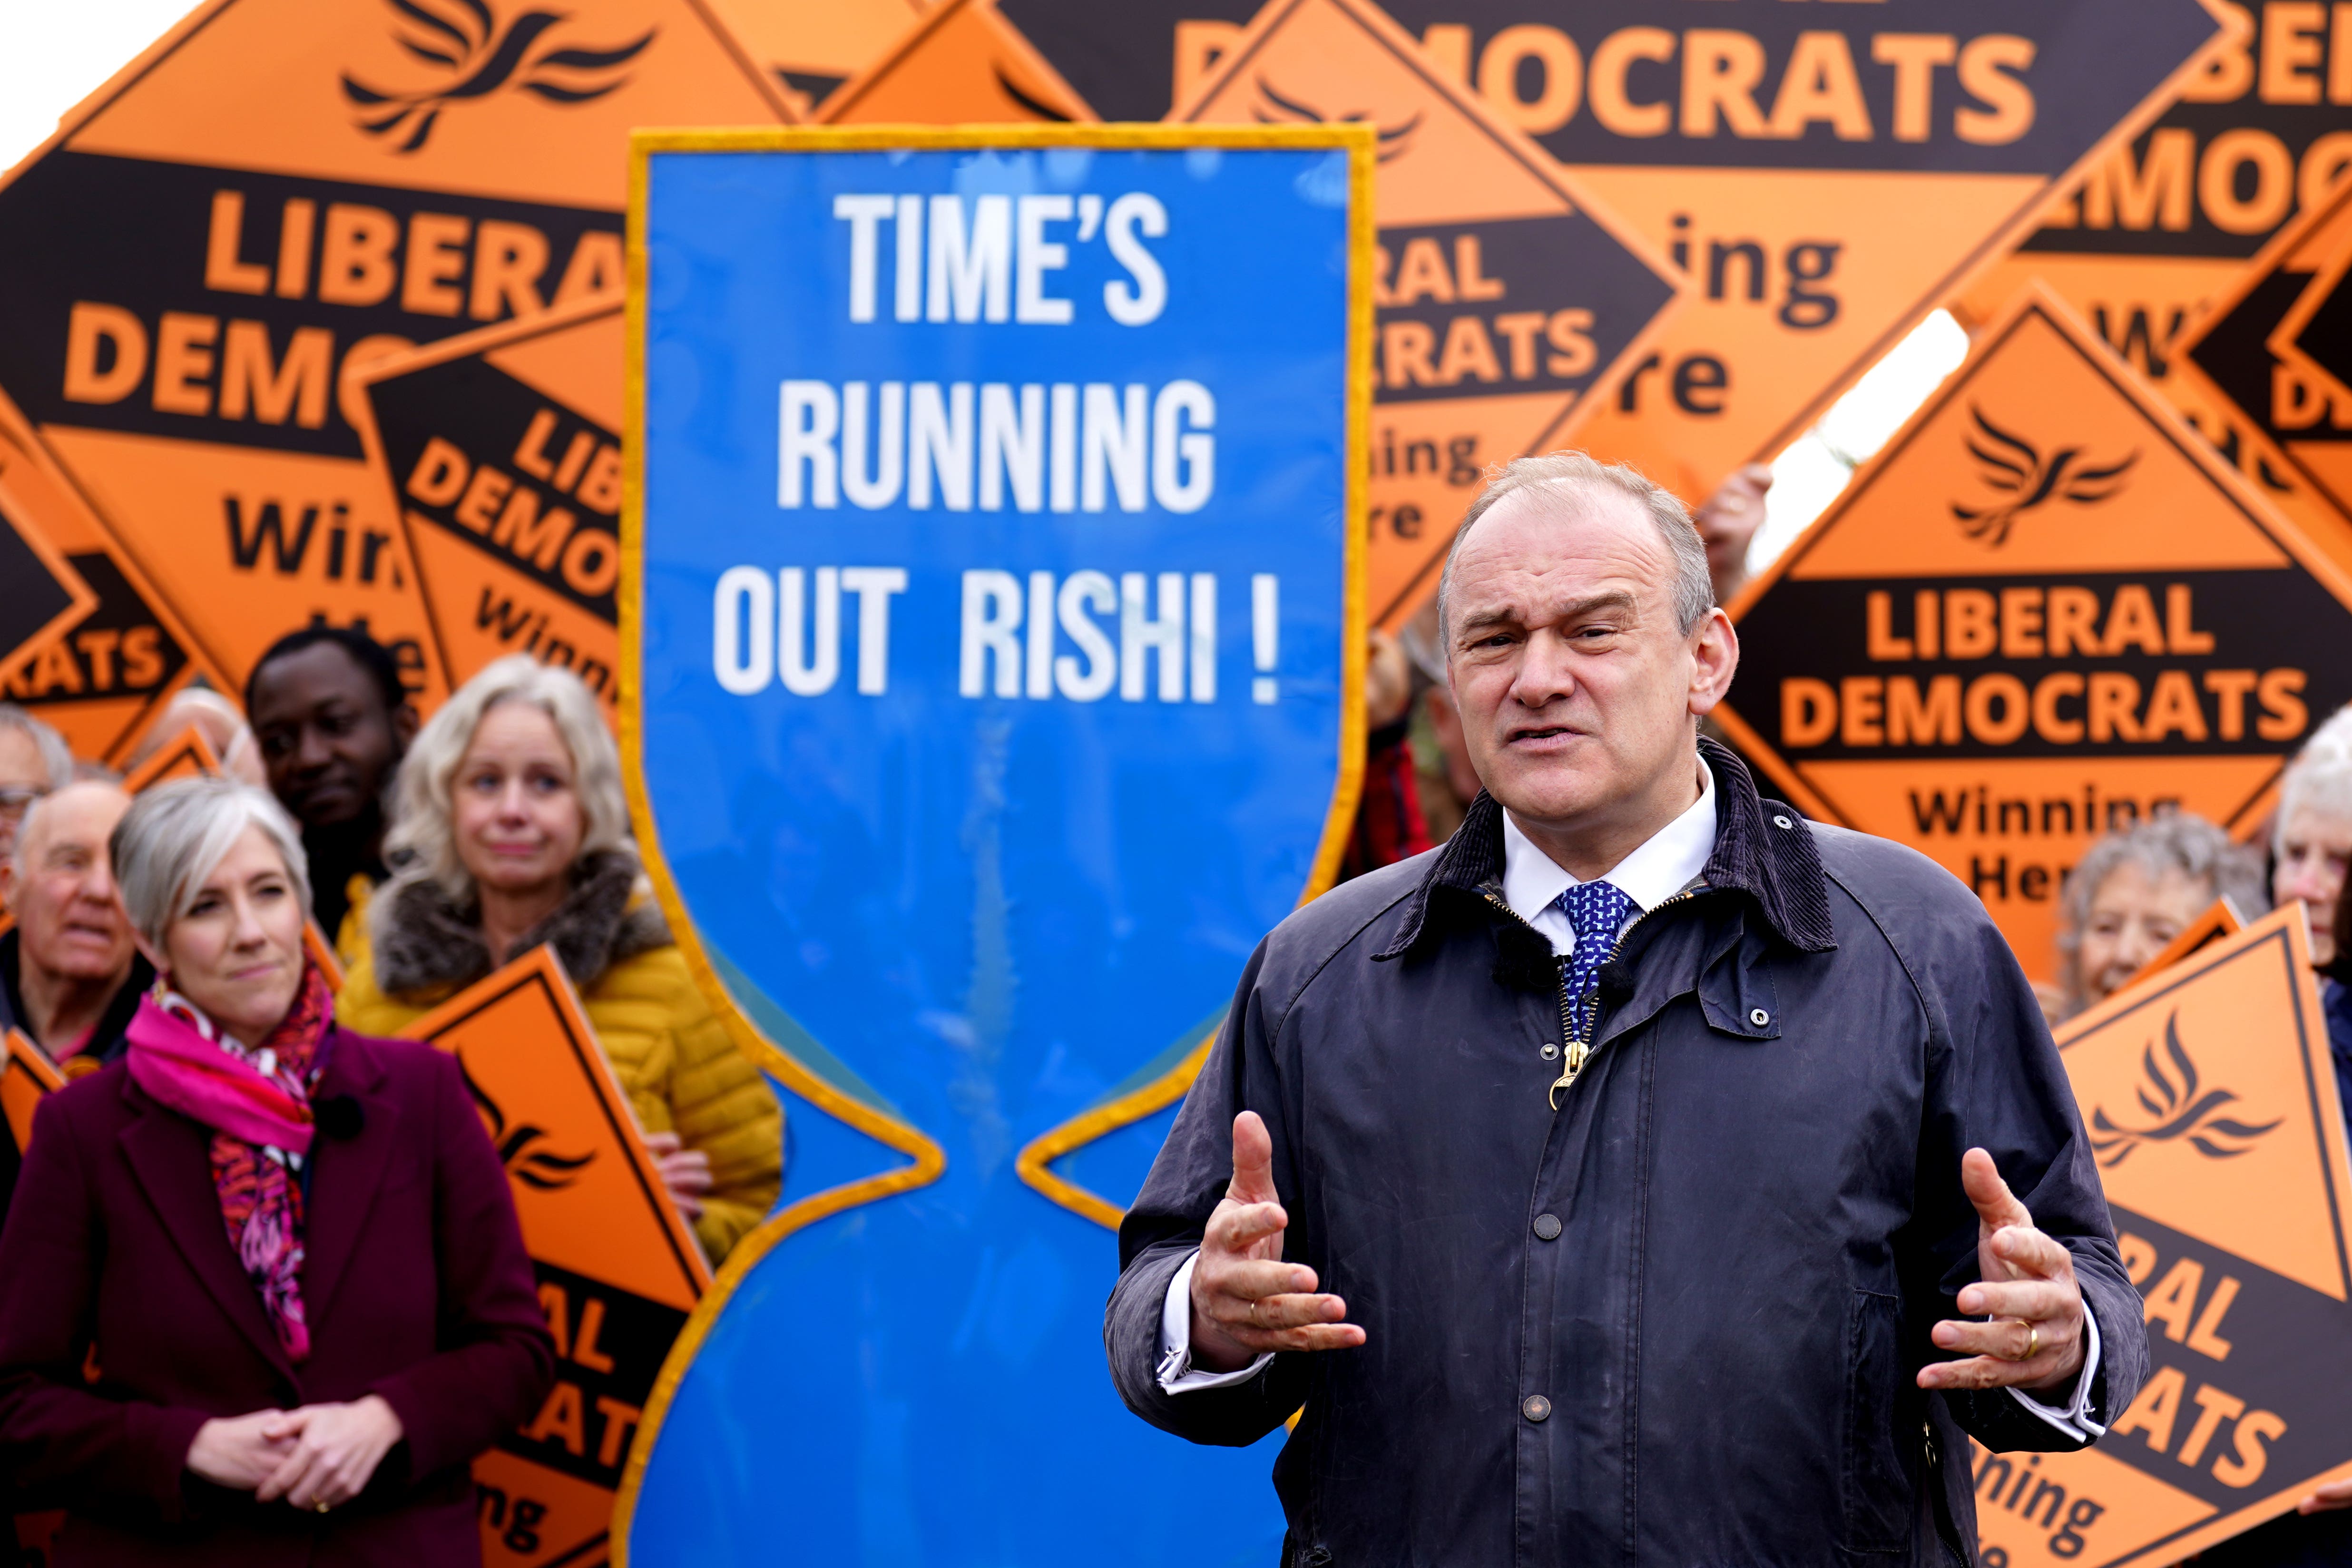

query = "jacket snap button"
[
  {"left": 1522, "top": 1395, "right": 1552, "bottom": 1422},
  {"left": 1773, "top": 814, "right": 1793, "bottom": 829},
  {"left": 1749, "top": 1008, "right": 1771, "bottom": 1028},
  {"left": 1532, "top": 1212, "right": 1562, "bottom": 1240},
  {"left": 1539, "top": 1043, "right": 1558, "bottom": 1059}
]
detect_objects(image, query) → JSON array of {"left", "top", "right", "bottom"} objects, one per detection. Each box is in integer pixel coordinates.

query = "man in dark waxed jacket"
[{"left": 1105, "top": 452, "right": 2146, "bottom": 1567}]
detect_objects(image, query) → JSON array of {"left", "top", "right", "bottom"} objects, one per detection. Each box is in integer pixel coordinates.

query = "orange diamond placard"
[
  {"left": 1952, "top": 2, "right": 2352, "bottom": 510},
  {"left": 0, "top": 385, "right": 205, "bottom": 763},
  {"left": 1969, "top": 904, "right": 2352, "bottom": 1567},
  {"left": 0, "top": 0, "right": 793, "bottom": 709},
  {"left": 702, "top": 0, "right": 924, "bottom": 117},
  {"left": 351, "top": 291, "right": 625, "bottom": 703},
  {"left": 1718, "top": 284, "right": 2352, "bottom": 984},
  {"left": 1172, "top": 0, "right": 1683, "bottom": 628},
  {"left": 942, "top": 0, "right": 2234, "bottom": 506},
  {"left": 2172, "top": 175, "right": 2352, "bottom": 576},
  {"left": 399, "top": 947, "right": 708, "bottom": 1568},
  {"left": 815, "top": 0, "right": 1095, "bottom": 126}
]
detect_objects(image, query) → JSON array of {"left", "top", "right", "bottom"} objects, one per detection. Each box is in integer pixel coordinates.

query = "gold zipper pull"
[{"left": 1548, "top": 1042, "right": 1587, "bottom": 1108}]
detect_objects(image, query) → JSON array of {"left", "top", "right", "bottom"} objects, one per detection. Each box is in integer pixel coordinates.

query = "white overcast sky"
[{"left": 0, "top": 0, "right": 1960, "bottom": 563}]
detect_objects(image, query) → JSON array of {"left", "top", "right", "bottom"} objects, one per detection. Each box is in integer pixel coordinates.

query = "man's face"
[
  {"left": 248, "top": 644, "right": 411, "bottom": 831},
  {"left": 11, "top": 783, "right": 134, "bottom": 985},
  {"left": 1444, "top": 487, "right": 1735, "bottom": 828}
]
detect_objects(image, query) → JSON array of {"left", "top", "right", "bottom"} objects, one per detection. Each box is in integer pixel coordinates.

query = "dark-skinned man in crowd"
[{"left": 244, "top": 628, "right": 420, "bottom": 959}]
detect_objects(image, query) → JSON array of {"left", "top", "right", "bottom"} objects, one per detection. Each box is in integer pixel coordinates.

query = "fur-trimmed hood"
[{"left": 372, "top": 849, "right": 670, "bottom": 999}]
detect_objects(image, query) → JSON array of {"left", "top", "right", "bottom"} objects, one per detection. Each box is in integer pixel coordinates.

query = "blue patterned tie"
[{"left": 1556, "top": 880, "right": 1637, "bottom": 1047}]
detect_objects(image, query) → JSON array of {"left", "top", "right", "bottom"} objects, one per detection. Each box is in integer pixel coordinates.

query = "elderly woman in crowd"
[
  {"left": 0, "top": 778, "right": 550, "bottom": 1564},
  {"left": 336, "top": 655, "right": 781, "bottom": 1263},
  {"left": 2275, "top": 742, "right": 2352, "bottom": 971},
  {"left": 2048, "top": 810, "right": 2267, "bottom": 1023}
]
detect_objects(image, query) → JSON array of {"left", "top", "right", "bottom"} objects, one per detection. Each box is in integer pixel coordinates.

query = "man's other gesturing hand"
[
  {"left": 1188, "top": 1111, "right": 1366, "bottom": 1373},
  {"left": 1918, "top": 1148, "right": 2089, "bottom": 1394}
]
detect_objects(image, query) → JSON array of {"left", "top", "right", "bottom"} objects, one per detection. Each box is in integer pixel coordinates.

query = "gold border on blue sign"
[{"left": 614, "top": 122, "right": 1375, "bottom": 1560}]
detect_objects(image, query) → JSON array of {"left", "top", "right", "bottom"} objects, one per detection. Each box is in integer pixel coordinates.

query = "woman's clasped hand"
[{"left": 185, "top": 1396, "right": 406, "bottom": 1511}]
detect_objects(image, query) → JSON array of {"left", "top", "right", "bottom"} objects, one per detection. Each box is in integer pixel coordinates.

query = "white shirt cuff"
[
  {"left": 2004, "top": 1302, "right": 2104, "bottom": 1440},
  {"left": 1155, "top": 1251, "right": 1275, "bottom": 1393}
]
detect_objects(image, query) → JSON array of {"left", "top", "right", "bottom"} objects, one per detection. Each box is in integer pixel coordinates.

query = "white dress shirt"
[{"left": 1156, "top": 758, "right": 2104, "bottom": 1439}]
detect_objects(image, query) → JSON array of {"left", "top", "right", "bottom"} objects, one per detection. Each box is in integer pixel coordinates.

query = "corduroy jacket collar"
[{"left": 1375, "top": 737, "right": 1836, "bottom": 960}]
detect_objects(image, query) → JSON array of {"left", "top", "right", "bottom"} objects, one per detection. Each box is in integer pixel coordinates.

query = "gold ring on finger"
[
  {"left": 315, "top": 1501, "right": 332, "bottom": 1514},
  {"left": 2014, "top": 1320, "right": 2038, "bottom": 1362},
  {"left": 1249, "top": 1298, "right": 1262, "bottom": 1328}
]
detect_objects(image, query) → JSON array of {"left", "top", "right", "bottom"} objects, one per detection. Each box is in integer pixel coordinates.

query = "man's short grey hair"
[
  {"left": 1436, "top": 452, "right": 1715, "bottom": 647},
  {"left": 0, "top": 704, "right": 74, "bottom": 790},
  {"left": 9, "top": 781, "right": 129, "bottom": 884},
  {"left": 111, "top": 777, "right": 311, "bottom": 951},
  {"left": 382, "top": 654, "right": 634, "bottom": 910}
]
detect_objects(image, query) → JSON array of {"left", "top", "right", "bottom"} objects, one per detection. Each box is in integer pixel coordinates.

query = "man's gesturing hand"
[
  {"left": 1918, "top": 1148, "right": 2088, "bottom": 1394},
  {"left": 1188, "top": 1111, "right": 1366, "bottom": 1373}
]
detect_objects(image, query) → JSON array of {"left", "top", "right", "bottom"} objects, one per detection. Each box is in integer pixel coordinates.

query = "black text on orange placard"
[
  {"left": 397, "top": 946, "right": 705, "bottom": 1568},
  {"left": 1716, "top": 286, "right": 2352, "bottom": 983},
  {"left": 1968, "top": 906, "right": 2352, "bottom": 1567}
]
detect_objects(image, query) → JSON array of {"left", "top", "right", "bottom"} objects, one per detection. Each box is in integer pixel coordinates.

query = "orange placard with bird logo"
[
  {"left": 1950, "top": 0, "right": 2352, "bottom": 513},
  {"left": 0, "top": 0, "right": 795, "bottom": 712},
  {"left": 1969, "top": 903, "right": 2352, "bottom": 1567},
  {"left": 397, "top": 946, "right": 707, "bottom": 1568},
  {"left": 1717, "top": 284, "right": 2352, "bottom": 982}
]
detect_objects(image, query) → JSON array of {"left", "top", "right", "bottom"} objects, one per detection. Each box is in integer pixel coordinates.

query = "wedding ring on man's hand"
[
  {"left": 315, "top": 1500, "right": 332, "bottom": 1514},
  {"left": 2013, "top": 1321, "right": 2038, "bottom": 1362}
]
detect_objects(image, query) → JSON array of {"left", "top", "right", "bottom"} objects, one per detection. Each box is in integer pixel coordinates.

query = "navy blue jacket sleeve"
[
  {"left": 1900, "top": 890, "right": 2147, "bottom": 1451},
  {"left": 1106, "top": 940, "right": 1313, "bottom": 1446}
]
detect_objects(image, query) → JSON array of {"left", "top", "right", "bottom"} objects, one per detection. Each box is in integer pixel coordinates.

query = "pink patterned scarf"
[{"left": 126, "top": 966, "right": 334, "bottom": 1362}]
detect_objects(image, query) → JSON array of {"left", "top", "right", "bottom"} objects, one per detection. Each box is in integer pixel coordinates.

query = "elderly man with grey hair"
[
  {"left": 0, "top": 704, "right": 74, "bottom": 865},
  {"left": 1106, "top": 451, "right": 2146, "bottom": 1566},
  {"left": 0, "top": 781, "right": 150, "bottom": 1218}
]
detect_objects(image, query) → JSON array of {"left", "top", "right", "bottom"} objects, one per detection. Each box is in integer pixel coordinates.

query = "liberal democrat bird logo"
[
  {"left": 2088, "top": 1012, "right": 2281, "bottom": 1168},
  {"left": 1250, "top": 78, "right": 1421, "bottom": 163},
  {"left": 1951, "top": 406, "right": 2137, "bottom": 548},
  {"left": 459, "top": 1053, "right": 596, "bottom": 1190},
  {"left": 342, "top": 0, "right": 656, "bottom": 154}
]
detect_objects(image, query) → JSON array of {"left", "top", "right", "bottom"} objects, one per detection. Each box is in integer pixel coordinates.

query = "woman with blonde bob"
[
  {"left": 337, "top": 655, "right": 780, "bottom": 1262},
  {"left": 0, "top": 778, "right": 549, "bottom": 1564}
]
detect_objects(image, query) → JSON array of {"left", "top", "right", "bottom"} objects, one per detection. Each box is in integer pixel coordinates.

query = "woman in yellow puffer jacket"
[{"left": 336, "top": 655, "right": 779, "bottom": 1264}]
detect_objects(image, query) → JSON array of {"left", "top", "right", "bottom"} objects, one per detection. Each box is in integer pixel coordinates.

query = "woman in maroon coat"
[{"left": 0, "top": 777, "right": 552, "bottom": 1565}]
